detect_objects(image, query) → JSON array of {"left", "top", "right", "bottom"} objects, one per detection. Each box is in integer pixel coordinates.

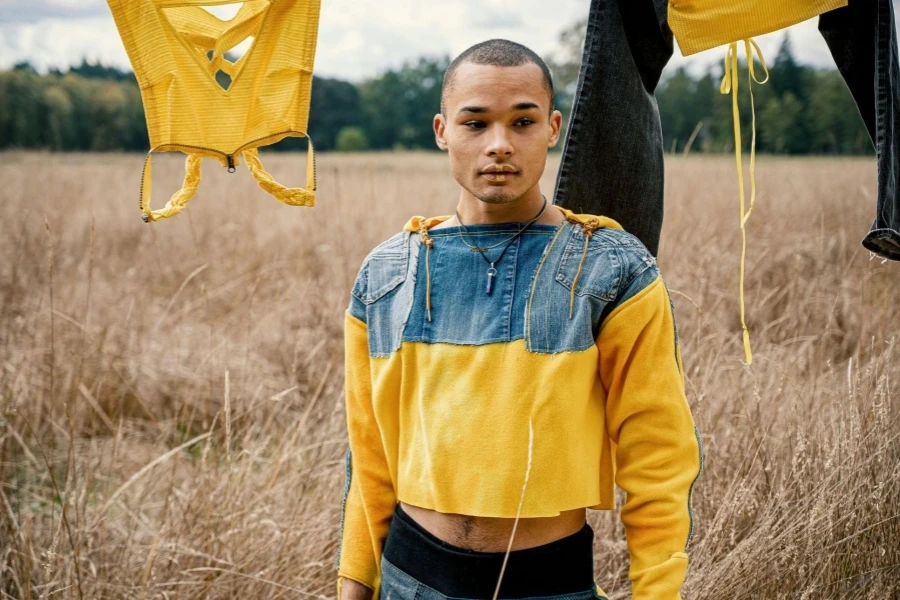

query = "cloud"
[
  {"left": 0, "top": 0, "right": 585, "bottom": 77},
  {"left": 2, "top": 0, "right": 892, "bottom": 80},
  {"left": 312, "top": 0, "right": 585, "bottom": 81},
  {"left": 0, "top": 16, "right": 130, "bottom": 72},
  {"left": 0, "top": 0, "right": 108, "bottom": 24}
]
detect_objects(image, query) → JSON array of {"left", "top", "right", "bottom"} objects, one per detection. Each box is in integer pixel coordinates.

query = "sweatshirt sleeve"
[
  {"left": 596, "top": 271, "right": 703, "bottom": 600},
  {"left": 336, "top": 309, "right": 397, "bottom": 597}
]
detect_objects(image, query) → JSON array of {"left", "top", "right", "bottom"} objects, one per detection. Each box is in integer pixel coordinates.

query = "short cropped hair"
[{"left": 441, "top": 39, "right": 555, "bottom": 116}]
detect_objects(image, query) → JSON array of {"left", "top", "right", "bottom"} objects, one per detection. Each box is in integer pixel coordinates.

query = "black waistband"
[{"left": 382, "top": 503, "right": 594, "bottom": 598}]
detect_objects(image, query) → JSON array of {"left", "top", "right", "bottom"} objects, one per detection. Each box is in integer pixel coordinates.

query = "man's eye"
[
  {"left": 517, "top": 119, "right": 535, "bottom": 126},
  {"left": 464, "top": 121, "right": 485, "bottom": 129}
]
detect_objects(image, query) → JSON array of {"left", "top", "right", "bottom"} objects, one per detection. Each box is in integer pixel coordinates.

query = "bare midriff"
[{"left": 398, "top": 501, "right": 587, "bottom": 552}]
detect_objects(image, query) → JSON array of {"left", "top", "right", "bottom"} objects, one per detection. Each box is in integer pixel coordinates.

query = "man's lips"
[
  {"left": 481, "top": 171, "right": 519, "bottom": 182},
  {"left": 481, "top": 166, "right": 519, "bottom": 182},
  {"left": 481, "top": 165, "right": 519, "bottom": 174}
]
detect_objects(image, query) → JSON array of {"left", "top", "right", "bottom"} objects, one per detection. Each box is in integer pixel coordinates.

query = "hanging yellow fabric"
[
  {"left": 666, "top": 0, "right": 846, "bottom": 365},
  {"left": 668, "top": 0, "right": 848, "bottom": 57},
  {"left": 719, "top": 40, "right": 769, "bottom": 366},
  {"left": 107, "top": 0, "right": 321, "bottom": 222}
]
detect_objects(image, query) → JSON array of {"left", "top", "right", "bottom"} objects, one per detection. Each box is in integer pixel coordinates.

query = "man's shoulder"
[
  {"left": 589, "top": 225, "right": 657, "bottom": 281},
  {"left": 555, "top": 207, "right": 656, "bottom": 278},
  {"left": 554, "top": 210, "right": 658, "bottom": 290},
  {"left": 350, "top": 230, "right": 412, "bottom": 307},
  {"left": 558, "top": 217, "right": 660, "bottom": 317},
  {"left": 364, "top": 230, "right": 411, "bottom": 261}
]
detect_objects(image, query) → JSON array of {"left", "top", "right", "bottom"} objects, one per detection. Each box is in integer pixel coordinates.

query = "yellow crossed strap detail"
[
  {"left": 243, "top": 137, "right": 316, "bottom": 207},
  {"left": 140, "top": 134, "right": 316, "bottom": 222},
  {"left": 720, "top": 39, "right": 769, "bottom": 366},
  {"left": 140, "top": 152, "right": 203, "bottom": 223},
  {"left": 209, "top": 3, "right": 268, "bottom": 77},
  {"left": 163, "top": 1, "right": 268, "bottom": 80}
]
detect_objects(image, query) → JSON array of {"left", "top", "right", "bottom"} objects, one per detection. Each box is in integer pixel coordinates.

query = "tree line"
[
  {"left": 0, "top": 34, "right": 872, "bottom": 155},
  {"left": 657, "top": 36, "right": 873, "bottom": 155}
]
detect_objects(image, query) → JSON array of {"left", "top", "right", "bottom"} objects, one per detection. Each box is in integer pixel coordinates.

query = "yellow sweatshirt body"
[{"left": 337, "top": 207, "right": 703, "bottom": 599}]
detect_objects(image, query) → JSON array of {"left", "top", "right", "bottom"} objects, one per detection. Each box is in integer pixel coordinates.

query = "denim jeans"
[
  {"left": 553, "top": 0, "right": 900, "bottom": 261},
  {"left": 820, "top": 0, "right": 900, "bottom": 259},
  {"left": 379, "top": 559, "right": 609, "bottom": 600},
  {"left": 552, "top": 0, "right": 672, "bottom": 258}
]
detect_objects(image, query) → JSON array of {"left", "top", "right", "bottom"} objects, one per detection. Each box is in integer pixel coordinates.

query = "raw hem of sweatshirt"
[{"left": 395, "top": 493, "right": 614, "bottom": 518}]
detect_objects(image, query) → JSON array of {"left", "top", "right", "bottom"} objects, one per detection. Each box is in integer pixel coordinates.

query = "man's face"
[{"left": 434, "top": 62, "right": 562, "bottom": 206}]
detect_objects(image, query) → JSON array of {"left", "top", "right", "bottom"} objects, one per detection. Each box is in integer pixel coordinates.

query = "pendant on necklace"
[{"left": 486, "top": 265, "right": 497, "bottom": 295}]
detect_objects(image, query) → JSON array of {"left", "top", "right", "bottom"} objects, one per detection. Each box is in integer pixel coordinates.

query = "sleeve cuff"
[{"left": 337, "top": 574, "right": 375, "bottom": 598}]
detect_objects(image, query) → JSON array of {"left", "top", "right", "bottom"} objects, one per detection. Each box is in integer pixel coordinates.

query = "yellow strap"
[
  {"left": 165, "top": 2, "right": 267, "bottom": 78},
  {"left": 242, "top": 136, "right": 317, "bottom": 207},
  {"left": 720, "top": 39, "right": 769, "bottom": 366},
  {"left": 211, "top": 1, "right": 268, "bottom": 63},
  {"left": 140, "top": 152, "right": 203, "bottom": 223}
]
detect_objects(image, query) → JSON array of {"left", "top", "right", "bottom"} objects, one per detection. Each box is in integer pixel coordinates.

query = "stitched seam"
[
  {"left": 525, "top": 222, "right": 568, "bottom": 351},
  {"left": 686, "top": 425, "right": 704, "bottom": 547},
  {"left": 361, "top": 234, "right": 410, "bottom": 305},
  {"left": 388, "top": 339, "right": 598, "bottom": 354},
  {"left": 345, "top": 311, "right": 366, "bottom": 329},
  {"left": 597, "top": 275, "right": 662, "bottom": 336},
  {"left": 381, "top": 557, "right": 418, "bottom": 586},
  {"left": 555, "top": 243, "right": 618, "bottom": 301},
  {"left": 363, "top": 274, "right": 405, "bottom": 305},
  {"left": 335, "top": 447, "right": 352, "bottom": 571}
]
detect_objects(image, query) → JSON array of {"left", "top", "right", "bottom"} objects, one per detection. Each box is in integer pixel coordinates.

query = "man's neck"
[{"left": 453, "top": 189, "right": 563, "bottom": 226}]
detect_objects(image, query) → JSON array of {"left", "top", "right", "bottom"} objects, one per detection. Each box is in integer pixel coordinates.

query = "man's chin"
[{"left": 475, "top": 187, "right": 520, "bottom": 205}]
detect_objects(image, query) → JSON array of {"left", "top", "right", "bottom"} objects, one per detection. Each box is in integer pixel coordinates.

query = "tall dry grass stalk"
[{"left": 0, "top": 151, "right": 898, "bottom": 598}]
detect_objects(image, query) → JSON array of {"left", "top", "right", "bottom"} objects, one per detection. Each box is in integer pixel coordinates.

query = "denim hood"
[
  {"left": 401, "top": 206, "right": 624, "bottom": 235},
  {"left": 401, "top": 206, "right": 625, "bottom": 323}
]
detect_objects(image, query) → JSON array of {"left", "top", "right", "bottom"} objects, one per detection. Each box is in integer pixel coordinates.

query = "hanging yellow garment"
[
  {"left": 107, "top": 0, "right": 321, "bottom": 222},
  {"left": 668, "top": 0, "right": 848, "bottom": 57},
  {"left": 666, "top": 0, "right": 847, "bottom": 366}
]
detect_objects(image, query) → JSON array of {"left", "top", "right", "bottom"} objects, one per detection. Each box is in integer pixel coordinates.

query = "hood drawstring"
[
  {"left": 568, "top": 218, "right": 601, "bottom": 320},
  {"left": 418, "top": 224, "right": 435, "bottom": 321},
  {"left": 720, "top": 38, "right": 769, "bottom": 366}
]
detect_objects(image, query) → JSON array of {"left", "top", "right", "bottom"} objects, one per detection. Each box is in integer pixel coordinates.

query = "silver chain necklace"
[{"left": 454, "top": 195, "right": 548, "bottom": 295}]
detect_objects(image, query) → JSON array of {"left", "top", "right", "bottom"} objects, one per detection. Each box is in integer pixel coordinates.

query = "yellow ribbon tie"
[
  {"left": 419, "top": 224, "right": 435, "bottom": 322},
  {"left": 243, "top": 136, "right": 317, "bottom": 207},
  {"left": 720, "top": 39, "right": 769, "bottom": 366},
  {"left": 140, "top": 134, "right": 316, "bottom": 222},
  {"left": 140, "top": 152, "right": 203, "bottom": 223}
]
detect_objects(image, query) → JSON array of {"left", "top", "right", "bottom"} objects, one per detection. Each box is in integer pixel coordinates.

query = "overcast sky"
[{"left": 1, "top": 0, "right": 896, "bottom": 81}]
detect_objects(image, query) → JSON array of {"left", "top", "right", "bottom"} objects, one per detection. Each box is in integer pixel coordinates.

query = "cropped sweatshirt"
[{"left": 336, "top": 205, "right": 704, "bottom": 600}]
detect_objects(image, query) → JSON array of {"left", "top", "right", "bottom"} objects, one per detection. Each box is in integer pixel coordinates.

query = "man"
[{"left": 336, "top": 39, "right": 703, "bottom": 600}]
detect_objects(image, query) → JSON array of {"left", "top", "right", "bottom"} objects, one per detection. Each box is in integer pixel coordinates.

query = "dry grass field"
[{"left": 0, "top": 150, "right": 898, "bottom": 599}]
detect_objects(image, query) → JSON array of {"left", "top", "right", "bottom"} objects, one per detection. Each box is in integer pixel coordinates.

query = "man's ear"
[
  {"left": 434, "top": 113, "right": 448, "bottom": 152},
  {"left": 548, "top": 109, "right": 563, "bottom": 149}
]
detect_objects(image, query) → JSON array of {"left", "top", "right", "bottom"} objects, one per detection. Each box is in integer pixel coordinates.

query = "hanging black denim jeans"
[
  {"left": 552, "top": 0, "right": 672, "bottom": 257},
  {"left": 820, "top": 0, "right": 900, "bottom": 260},
  {"left": 554, "top": 0, "right": 900, "bottom": 261}
]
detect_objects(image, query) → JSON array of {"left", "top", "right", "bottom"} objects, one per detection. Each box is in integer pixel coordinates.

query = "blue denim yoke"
[{"left": 349, "top": 220, "right": 659, "bottom": 358}]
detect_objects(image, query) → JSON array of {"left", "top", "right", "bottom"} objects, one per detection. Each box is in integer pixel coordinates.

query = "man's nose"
[{"left": 485, "top": 125, "right": 513, "bottom": 157}]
